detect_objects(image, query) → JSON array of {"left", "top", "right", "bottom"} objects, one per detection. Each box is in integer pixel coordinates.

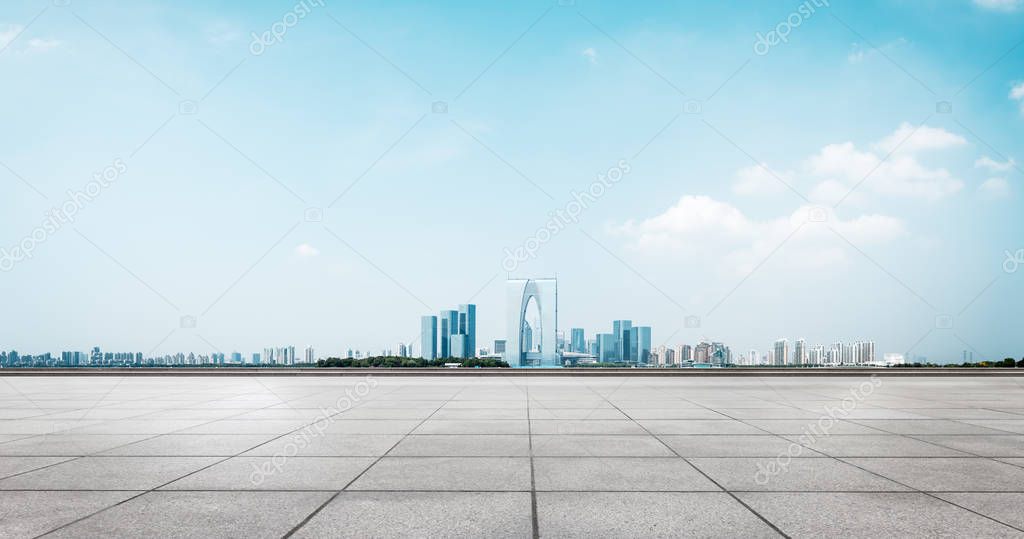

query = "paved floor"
[{"left": 1, "top": 375, "right": 1023, "bottom": 538}]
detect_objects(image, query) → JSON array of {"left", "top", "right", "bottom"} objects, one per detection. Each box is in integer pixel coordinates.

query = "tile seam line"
[
  {"left": 281, "top": 382, "right": 469, "bottom": 538},
  {"left": 579, "top": 378, "right": 792, "bottom": 539},
  {"left": 32, "top": 383, "right": 374, "bottom": 538}
]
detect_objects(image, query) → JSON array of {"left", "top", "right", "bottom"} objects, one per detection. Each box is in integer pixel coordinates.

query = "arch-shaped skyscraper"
[{"left": 505, "top": 278, "right": 558, "bottom": 367}]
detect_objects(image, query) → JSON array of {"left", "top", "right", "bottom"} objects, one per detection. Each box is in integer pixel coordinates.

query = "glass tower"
[
  {"left": 570, "top": 328, "right": 585, "bottom": 353},
  {"left": 421, "top": 315, "right": 438, "bottom": 360},
  {"left": 439, "top": 317, "right": 450, "bottom": 358},
  {"left": 458, "top": 304, "right": 476, "bottom": 358},
  {"left": 637, "top": 326, "right": 652, "bottom": 365}
]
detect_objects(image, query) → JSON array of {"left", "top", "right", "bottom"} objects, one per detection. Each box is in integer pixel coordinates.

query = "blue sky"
[{"left": 1, "top": 0, "right": 1022, "bottom": 362}]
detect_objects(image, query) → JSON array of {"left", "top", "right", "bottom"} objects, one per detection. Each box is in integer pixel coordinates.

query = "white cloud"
[
  {"left": 808, "top": 178, "right": 865, "bottom": 206},
  {"left": 975, "top": 155, "right": 1016, "bottom": 172},
  {"left": 581, "top": 47, "right": 598, "bottom": 65},
  {"left": 973, "top": 0, "right": 1023, "bottom": 11},
  {"left": 294, "top": 243, "right": 320, "bottom": 257},
  {"left": 804, "top": 124, "right": 965, "bottom": 201},
  {"left": 612, "top": 195, "right": 904, "bottom": 273},
  {"left": 1, "top": 25, "right": 60, "bottom": 54},
  {"left": 25, "top": 38, "right": 60, "bottom": 53},
  {"left": 873, "top": 122, "right": 967, "bottom": 154},
  {"left": 731, "top": 164, "right": 790, "bottom": 196},
  {"left": 846, "top": 38, "right": 907, "bottom": 64},
  {"left": 1011, "top": 82, "right": 1024, "bottom": 113},
  {"left": 0, "top": 24, "right": 23, "bottom": 50},
  {"left": 978, "top": 177, "right": 1011, "bottom": 199}
]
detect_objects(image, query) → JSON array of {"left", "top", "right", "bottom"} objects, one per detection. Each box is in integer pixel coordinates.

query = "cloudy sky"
[{"left": 1, "top": 0, "right": 1022, "bottom": 362}]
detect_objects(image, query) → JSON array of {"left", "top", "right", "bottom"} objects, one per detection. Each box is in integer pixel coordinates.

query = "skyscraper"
[
  {"left": 613, "top": 320, "right": 632, "bottom": 362},
  {"left": 636, "top": 326, "right": 652, "bottom": 364},
  {"left": 597, "top": 333, "right": 615, "bottom": 362},
  {"left": 439, "top": 316, "right": 450, "bottom": 358},
  {"left": 570, "top": 328, "right": 585, "bottom": 354},
  {"left": 794, "top": 339, "right": 807, "bottom": 366},
  {"left": 773, "top": 339, "right": 789, "bottom": 366},
  {"left": 421, "top": 315, "right": 438, "bottom": 360},
  {"left": 493, "top": 340, "right": 506, "bottom": 355},
  {"left": 450, "top": 334, "right": 468, "bottom": 359},
  {"left": 458, "top": 304, "right": 476, "bottom": 358}
]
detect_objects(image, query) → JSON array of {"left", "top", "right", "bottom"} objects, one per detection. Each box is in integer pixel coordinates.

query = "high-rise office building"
[
  {"left": 662, "top": 346, "right": 675, "bottom": 366},
  {"left": 597, "top": 333, "right": 615, "bottom": 362},
  {"left": 794, "top": 339, "right": 807, "bottom": 366},
  {"left": 458, "top": 304, "right": 476, "bottom": 358},
  {"left": 493, "top": 340, "right": 506, "bottom": 355},
  {"left": 439, "top": 317, "right": 450, "bottom": 358},
  {"left": 304, "top": 346, "right": 315, "bottom": 363},
  {"left": 613, "top": 320, "right": 632, "bottom": 362},
  {"left": 774, "top": 339, "right": 789, "bottom": 366},
  {"left": 694, "top": 342, "right": 710, "bottom": 363},
  {"left": 421, "top": 315, "right": 438, "bottom": 360},
  {"left": 570, "top": 328, "right": 585, "bottom": 353},
  {"left": 749, "top": 349, "right": 758, "bottom": 366},
  {"left": 636, "top": 326, "right": 652, "bottom": 364},
  {"left": 449, "top": 334, "right": 468, "bottom": 359}
]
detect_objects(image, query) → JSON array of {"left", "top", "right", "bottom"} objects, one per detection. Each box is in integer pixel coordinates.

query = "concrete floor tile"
[
  {"left": 162, "top": 456, "right": 375, "bottom": 490},
  {"left": 348, "top": 457, "right": 531, "bottom": 491},
  {"left": 531, "top": 435, "right": 674, "bottom": 457},
  {"left": 243, "top": 434, "right": 403, "bottom": 457},
  {"left": 662, "top": 435, "right": 820, "bottom": 457},
  {"left": 783, "top": 434, "right": 970, "bottom": 457},
  {"left": 530, "top": 420, "right": 648, "bottom": 435},
  {"left": 689, "top": 457, "right": 910, "bottom": 491},
  {"left": 537, "top": 492, "right": 779, "bottom": 538},
  {"left": 534, "top": 457, "right": 719, "bottom": 491},
  {"left": 389, "top": 435, "right": 530, "bottom": 456},
  {"left": 292, "top": 491, "right": 532, "bottom": 538},
  {"left": 413, "top": 420, "right": 529, "bottom": 435},
  {"left": 738, "top": 492, "right": 1022, "bottom": 538},
  {"left": 0, "top": 490, "right": 139, "bottom": 538},
  {"left": 0, "top": 456, "right": 220, "bottom": 490},
  {"left": 0, "top": 456, "right": 74, "bottom": 479},
  {"left": 933, "top": 492, "right": 1024, "bottom": 530},
  {"left": 638, "top": 419, "right": 765, "bottom": 435},
  {"left": 48, "top": 491, "right": 332, "bottom": 539},
  {"left": 99, "top": 434, "right": 276, "bottom": 456},
  {"left": 914, "top": 435, "right": 1024, "bottom": 457},
  {"left": 845, "top": 457, "right": 1024, "bottom": 491}
]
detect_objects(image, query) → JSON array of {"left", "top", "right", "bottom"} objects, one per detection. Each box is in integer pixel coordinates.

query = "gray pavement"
[{"left": 0, "top": 375, "right": 1023, "bottom": 538}]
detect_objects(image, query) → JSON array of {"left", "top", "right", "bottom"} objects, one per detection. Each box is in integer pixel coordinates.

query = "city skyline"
[{"left": 1, "top": 0, "right": 1021, "bottom": 362}]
